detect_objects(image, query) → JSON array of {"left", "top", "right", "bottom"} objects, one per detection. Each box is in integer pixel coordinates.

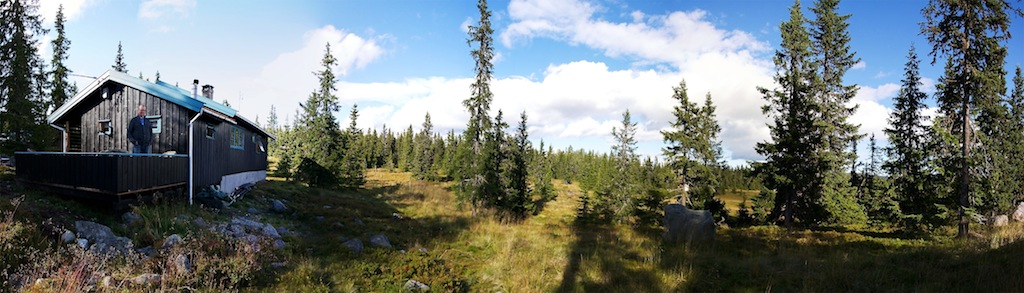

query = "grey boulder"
[
  {"left": 404, "top": 279, "right": 430, "bottom": 291},
  {"left": 271, "top": 199, "right": 288, "bottom": 212},
  {"left": 343, "top": 238, "right": 364, "bottom": 254},
  {"left": 369, "top": 234, "right": 392, "bottom": 248},
  {"left": 663, "top": 204, "right": 715, "bottom": 244},
  {"left": 162, "top": 234, "right": 182, "bottom": 249},
  {"left": 262, "top": 223, "right": 282, "bottom": 239},
  {"left": 75, "top": 221, "right": 133, "bottom": 254},
  {"left": 60, "top": 230, "right": 76, "bottom": 244}
]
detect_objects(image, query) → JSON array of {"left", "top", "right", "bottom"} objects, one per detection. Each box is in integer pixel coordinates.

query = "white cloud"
[
  {"left": 321, "top": 58, "right": 769, "bottom": 162},
  {"left": 240, "top": 25, "right": 384, "bottom": 131},
  {"left": 501, "top": 0, "right": 768, "bottom": 67},
  {"left": 856, "top": 82, "right": 899, "bottom": 102},
  {"left": 852, "top": 60, "right": 866, "bottom": 70},
  {"left": 497, "top": 0, "right": 773, "bottom": 162},
  {"left": 38, "top": 0, "right": 101, "bottom": 22},
  {"left": 921, "top": 77, "right": 937, "bottom": 93},
  {"left": 138, "top": 0, "right": 196, "bottom": 20}
]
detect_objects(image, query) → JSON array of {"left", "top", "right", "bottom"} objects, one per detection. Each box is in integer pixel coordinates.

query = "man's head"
[{"left": 137, "top": 104, "right": 146, "bottom": 117}]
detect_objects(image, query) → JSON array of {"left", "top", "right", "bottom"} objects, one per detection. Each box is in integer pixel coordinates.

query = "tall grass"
[{"left": 3, "top": 168, "right": 1023, "bottom": 291}]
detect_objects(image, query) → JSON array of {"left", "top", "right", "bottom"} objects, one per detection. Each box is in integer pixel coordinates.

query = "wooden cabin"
[{"left": 16, "top": 70, "right": 272, "bottom": 204}]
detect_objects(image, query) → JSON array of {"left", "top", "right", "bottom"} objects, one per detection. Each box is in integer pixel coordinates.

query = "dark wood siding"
[
  {"left": 75, "top": 82, "right": 193, "bottom": 154},
  {"left": 15, "top": 152, "right": 188, "bottom": 196},
  {"left": 191, "top": 117, "right": 269, "bottom": 189}
]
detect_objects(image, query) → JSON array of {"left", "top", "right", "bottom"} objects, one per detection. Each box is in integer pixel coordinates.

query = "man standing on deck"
[{"left": 127, "top": 104, "right": 152, "bottom": 154}]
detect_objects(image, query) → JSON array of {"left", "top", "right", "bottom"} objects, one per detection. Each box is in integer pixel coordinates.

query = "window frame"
[
  {"left": 252, "top": 135, "right": 265, "bottom": 153},
  {"left": 230, "top": 126, "right": 244, "bottom": 150},
  {"left": 98, "top": 119, "right": 112, "bottom": 136},
  {"left": 145, "top": 115, "right": 162, "bottom": 134},
  {"left": 205, "top": 124, "right": 215, "bottom": 139}
]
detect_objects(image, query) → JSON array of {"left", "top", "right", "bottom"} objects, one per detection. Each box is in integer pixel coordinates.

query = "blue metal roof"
[{"left": 47, "top": 70, "right": 270, "bottom": 138}]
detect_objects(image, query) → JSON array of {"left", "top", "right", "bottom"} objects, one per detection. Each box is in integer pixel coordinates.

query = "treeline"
[
  {"left": 0, "top": 1, "right": 76, "bottom": 153},
  {"left": 745, "top": 0, "right": 1024, "bottom": 237}
]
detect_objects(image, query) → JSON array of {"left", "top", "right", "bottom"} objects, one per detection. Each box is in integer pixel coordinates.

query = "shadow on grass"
[
  {"left": 663, "top": 226, "right": 1024, "bottom": 292},
  {"left": 556, "top": 217, "right": 665, "bottom": 293},
  {"left": 247, "top": 179, "right": 478, "bottom": 291}
]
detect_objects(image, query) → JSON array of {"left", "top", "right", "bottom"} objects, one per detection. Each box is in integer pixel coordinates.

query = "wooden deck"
[{"left": 14, "top": 152, "right": 188, "bottom": 200}]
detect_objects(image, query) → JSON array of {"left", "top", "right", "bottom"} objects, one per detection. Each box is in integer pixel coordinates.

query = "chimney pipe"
[
  {"left": 192, "top": 79, "right": 199, "bottom": 99},
  {"left": 202, "top": 85, "right": 214, "bottom": 100}
]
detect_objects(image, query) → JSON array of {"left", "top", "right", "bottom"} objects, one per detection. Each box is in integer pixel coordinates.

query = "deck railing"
[{"left": 14, "top": 152, "right": 188, "bottom": 196}]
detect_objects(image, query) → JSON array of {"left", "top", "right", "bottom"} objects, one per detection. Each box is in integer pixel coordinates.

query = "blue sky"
[{"left": 37, "top": 0, "right": 1024, "bottom": 166}]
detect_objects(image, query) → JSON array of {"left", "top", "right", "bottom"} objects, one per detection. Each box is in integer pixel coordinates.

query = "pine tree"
[
  {"left": 921, "top": 0, "right": 1019, "bottom": 238},
  {"left": 49, "top": 4, "right": 74, "bottom": 111},
  {"left": 754, "top": 0, "right": 819, "bottom": 228},
  {"left": 884, "top": 45, "right": 934, "bottom": 228},
  {"left": 112, "top": 41, "right": 127, "bottom": 73},
  {"left": 0, "top": 0, "right": 50, "bottom": 153},
  {"left": 457, "top": 0, "right": 496, "bottom": 216}
]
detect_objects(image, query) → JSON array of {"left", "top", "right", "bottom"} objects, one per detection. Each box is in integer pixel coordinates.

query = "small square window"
[
  {"left": 98, "top": 119, "right": 112, "bottom": 136},
  {"left": 146, "top": 115, "right": 162, "bottom": 134},
  {"left": 205, "top": 124, "right": 215, "bottom": 139},
  {"left": 253, "top": 135, "right": 265, "bottom": 153},
  {"left": 230, "top": 126, "right": 244, "bottom": 150}
]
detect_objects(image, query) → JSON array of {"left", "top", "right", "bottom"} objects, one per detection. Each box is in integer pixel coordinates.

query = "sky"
[{"left": 33, "top": 0, "right": 1024, "bottom": 166}]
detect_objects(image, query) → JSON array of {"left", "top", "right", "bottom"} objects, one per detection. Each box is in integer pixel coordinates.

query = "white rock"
[
  {"left": 61, "top": 230, "right": 76, "bottom": 244},
  {"left": 1013, "top": 202, "right": 1024, "bottom": 222},
  {"left": 404, "top": 279, "right": 430, "bottom": 291}
]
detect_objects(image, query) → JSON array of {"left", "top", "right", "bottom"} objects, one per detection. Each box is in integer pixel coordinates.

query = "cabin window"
[
  {"left": 205, "top": 124, "right": 215, "bottom": 139},
  {"left": 230, "top": 126, "right": 244, "bottom": 150},
  {"left": 253, "top": 135, "right": 265, "bottom": 153},
  {"left": 146, "top": 115, "right": 162, "bottom": 134},
  {"left": 98, "top": 119, "right": 112, "bottom": 136}
]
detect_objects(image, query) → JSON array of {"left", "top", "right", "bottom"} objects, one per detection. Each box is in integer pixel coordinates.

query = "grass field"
[
  {"left": 4, "top": 168, "right": 1024, "bottom": 291},
  {"left": 718, "top": 189, "right": 759, "bottom": 214}
]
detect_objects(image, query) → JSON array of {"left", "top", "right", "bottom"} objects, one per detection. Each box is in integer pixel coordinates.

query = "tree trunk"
[
  {"left": 785, "top": 186, "right": 794, "bottom": 229},
  {"left": 958, "top": 96, "right": 971, "bottom": 239}
]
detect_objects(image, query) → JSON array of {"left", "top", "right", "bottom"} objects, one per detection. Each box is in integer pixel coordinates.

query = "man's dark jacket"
[{"left": 127, "top": 116, "right": 152, "bottom": 146}]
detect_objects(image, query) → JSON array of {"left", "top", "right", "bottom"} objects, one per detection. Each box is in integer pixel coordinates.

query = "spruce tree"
[
  {"left": 457, "top": 0, "right": 496, "bottom": 216},
  {"left": 1005, "top": 67, "right": 1024, "bottom": 206},
  {"left": 49, "top": 4, "right": 73, "bottom": 110},
  {"left": 661, "top": 79, "right": 724, "bottom": 211},
  {"left": 605, "top": 109, "right": 639, "bottom": 223},
  {"left": 921, "top": 0, "right": 1019, "bottom": 238},
  {"left": 414, "top": 112, "right": 436, "bottom": 180},
  {"left": 500, "top": 111, "right": 531, "bottom": 221},
  {"left": 809, "top": 0, "right": 866, "bottom": 225},
  {"left": 532, "top": 140, "right": 555, "bottom": 206},
  {"left": 112, "top": 41, "right": 127, "bottom": 73},
  {"left": 0, "top": 0, "right": 49, "bottom": 153},
  {"left": 339, "top": 104, "right": 365, "bottom": 189},
  {"left": 294, "top": 43, "right": 344, "bottom": 186},
  {"left": 883, "top": 45, "right": 933, "bottom": 228},
  {"left": 754, "top": 0, "right": 818, "bottom": 228}
]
